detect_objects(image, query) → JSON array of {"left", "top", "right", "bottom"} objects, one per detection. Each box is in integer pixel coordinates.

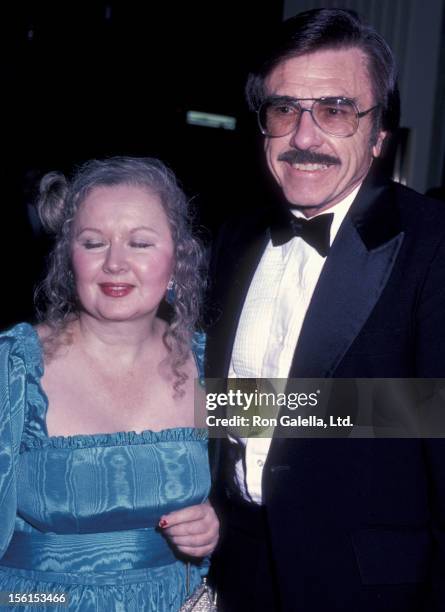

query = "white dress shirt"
[{"left": 228, "top": 186, "right": 360, "bottom": 503}]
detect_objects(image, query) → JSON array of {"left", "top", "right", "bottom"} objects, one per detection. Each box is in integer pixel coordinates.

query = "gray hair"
[{"left": 36, "top": 156, "right": 206, "bottom": 394}]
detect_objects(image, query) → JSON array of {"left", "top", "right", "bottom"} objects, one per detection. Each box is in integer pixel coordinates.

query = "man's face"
[{"left": 264, "top": 47, "right": 386, "bottom": 217}]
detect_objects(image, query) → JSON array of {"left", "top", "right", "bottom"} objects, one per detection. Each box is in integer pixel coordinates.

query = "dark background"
[
  {"left": 1, "top": 1, "right": 443, "bottom": 329},
  {"left": 1, "top": 1, "right": 284, "bottom": 328}
]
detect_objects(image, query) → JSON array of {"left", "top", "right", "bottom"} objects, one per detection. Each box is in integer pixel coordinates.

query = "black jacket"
[{"left": 205, "top": 174, "right": 445, "bottom": 611}]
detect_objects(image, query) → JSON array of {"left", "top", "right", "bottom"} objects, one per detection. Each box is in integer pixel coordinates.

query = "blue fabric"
[{"left": 0, "top": 323, "right": 210, "bottom": 611}]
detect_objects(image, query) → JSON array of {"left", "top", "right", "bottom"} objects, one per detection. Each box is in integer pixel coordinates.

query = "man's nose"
[
  {"left": 289, "top": 108, "right": 323, "bottom": 150},
  {"left": 102, "top": 244, "right": 129, "bottom": 273}
]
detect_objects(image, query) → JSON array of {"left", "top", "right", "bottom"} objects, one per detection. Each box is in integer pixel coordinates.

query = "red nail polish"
[{"left": 159, "top": 518, "right": 168, "bottom": 528}]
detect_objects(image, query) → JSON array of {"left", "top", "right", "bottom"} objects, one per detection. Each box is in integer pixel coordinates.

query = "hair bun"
[{"left": 37, "top": 172, "right": 69, "bottom": 234}]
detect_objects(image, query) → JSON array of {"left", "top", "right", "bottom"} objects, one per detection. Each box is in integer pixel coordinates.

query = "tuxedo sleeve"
[
  {"left": 415, "top": 233, "right": 445, "bottom": 377},
  {"left": 414, "top": 233, "right": 445, "bottom": 609}
]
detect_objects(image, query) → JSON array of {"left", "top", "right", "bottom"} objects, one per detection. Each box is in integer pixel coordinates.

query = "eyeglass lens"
[{"left": 260, "top": 98, "right": 359, "bottom": 137}]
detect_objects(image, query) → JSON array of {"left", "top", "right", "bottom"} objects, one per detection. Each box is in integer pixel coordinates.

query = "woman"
[{"left": 0, "top": 157, "right": 218, "bottom": 611}]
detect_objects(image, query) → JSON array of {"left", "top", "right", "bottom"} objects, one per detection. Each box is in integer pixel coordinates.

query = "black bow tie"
[{"left": 270, "top": 212, "right": 334, "bottom": 257}]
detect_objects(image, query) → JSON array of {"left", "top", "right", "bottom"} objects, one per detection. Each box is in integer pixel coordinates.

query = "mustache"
[{"left": 278, "top": 149, "right": 340, "bottom": 166}]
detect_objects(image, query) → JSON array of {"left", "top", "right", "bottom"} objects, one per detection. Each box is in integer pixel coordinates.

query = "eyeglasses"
[{"left": 257, "top": 96, "right": 379, "bottom": 138}]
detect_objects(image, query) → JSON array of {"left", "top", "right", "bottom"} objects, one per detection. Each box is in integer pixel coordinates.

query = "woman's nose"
[{"left": 102, "top": 244, "right": 129, "bottom": 274}]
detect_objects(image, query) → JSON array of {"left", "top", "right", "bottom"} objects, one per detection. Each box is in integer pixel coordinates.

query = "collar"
[{"left": 291, "top": 184, "right": 361, "bottom": 246}]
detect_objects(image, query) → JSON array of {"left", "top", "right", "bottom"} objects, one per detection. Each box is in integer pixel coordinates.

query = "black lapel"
[{"left": 289, "top": 176, "right": 404, "bottom": 378}]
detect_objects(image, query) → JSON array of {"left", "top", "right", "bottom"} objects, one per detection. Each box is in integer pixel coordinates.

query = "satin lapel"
[{"left": 289, "top": 180, "right": 404, "bottom": 378}]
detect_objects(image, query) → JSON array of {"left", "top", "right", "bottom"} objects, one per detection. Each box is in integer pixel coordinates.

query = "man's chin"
[{"left": 282, "top": 190, "right": 334, "bottom": 214}]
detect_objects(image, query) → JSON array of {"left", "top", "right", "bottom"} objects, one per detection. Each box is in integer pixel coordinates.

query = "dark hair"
[
  {"left": 246, "top": 8, "right": 400, "bottom": 132},
  {"left": 36, "top": 156, "right": 205, "bottom": 394}
]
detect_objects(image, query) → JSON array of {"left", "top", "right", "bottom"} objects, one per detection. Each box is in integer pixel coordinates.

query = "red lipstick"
[{"left": 99, "top": 283, "right": 134, "bottom": 297}]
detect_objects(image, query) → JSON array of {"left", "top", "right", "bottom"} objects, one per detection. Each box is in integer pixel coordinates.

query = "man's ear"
[{"left": 372, "top": 130, "right": 387, "bottom": 158}]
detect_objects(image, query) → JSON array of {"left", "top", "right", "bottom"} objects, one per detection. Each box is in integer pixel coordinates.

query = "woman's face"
[{"left": 71, "top": 183, "right": 174, "bottom": 324}]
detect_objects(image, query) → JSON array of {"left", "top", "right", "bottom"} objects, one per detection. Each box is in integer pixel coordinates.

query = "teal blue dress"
[{"left": 0, "top": 323, "right": 210, "bottom": 611}]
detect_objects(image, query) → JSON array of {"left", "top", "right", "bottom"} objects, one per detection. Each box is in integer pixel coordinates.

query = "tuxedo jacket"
[{"left": 205, "top": 174, "right": 445, "bottom": 611}]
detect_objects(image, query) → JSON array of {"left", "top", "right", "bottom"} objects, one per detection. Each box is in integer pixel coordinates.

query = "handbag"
[{"left": 179, "top": 563, "right": 218, "bottom": 611}]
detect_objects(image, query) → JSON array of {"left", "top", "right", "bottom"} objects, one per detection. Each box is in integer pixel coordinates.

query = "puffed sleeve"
[{"left": 0, "top": 333, "right": 25, "bottom": 559}]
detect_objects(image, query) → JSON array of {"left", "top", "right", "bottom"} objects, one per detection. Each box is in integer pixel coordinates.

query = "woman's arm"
[{"left": 0, "top": 335, "right": 24, "bottom": 559}]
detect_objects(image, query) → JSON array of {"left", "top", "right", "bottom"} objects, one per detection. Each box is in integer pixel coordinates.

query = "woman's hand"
[{"left": 158, "top": 500, "right": 219, "bottom": 557}]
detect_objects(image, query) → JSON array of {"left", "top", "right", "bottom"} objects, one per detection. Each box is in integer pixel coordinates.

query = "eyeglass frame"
[{"left": 257, "top": 96, "right": 380, "bottom": 139}]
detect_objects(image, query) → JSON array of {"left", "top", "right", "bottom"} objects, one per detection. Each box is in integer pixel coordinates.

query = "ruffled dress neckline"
[{"left": 11, "top": 322, "right": 206, "bottom": 451}]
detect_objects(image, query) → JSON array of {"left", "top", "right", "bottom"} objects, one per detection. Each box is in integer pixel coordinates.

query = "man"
[{"left": 205, "top": 8, "right": 445, "bottom": 612}]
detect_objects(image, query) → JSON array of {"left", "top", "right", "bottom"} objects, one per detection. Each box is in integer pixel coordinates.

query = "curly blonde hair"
[{"left": 36, "top": 156, "right": 206, "bottom": 394}]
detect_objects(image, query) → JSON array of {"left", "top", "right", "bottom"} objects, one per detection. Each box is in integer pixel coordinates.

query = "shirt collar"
[{"left": 291, "top": 184, "right": 361, "bottom": 246}]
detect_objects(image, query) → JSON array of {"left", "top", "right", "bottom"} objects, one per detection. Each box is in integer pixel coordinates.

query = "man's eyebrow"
[{"left": 266, "top": 95, "right": 300, "bottom": 104}]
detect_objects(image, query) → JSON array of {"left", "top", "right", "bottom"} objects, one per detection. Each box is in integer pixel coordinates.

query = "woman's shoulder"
[
  {"left": 0, "top": 322, "right": 43, "bottom": 372},
  {"left": 0, "top": 321, "right": 41, "bottom": 347},
  {"left": 33, "top": 322, "right": 54, "bottom": 346},
  {"left": 191, "top": 330, "right": 206, "bottom": 385},
  {"left": 191, "top": 330, "right": 206, "bottom": 352}
]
